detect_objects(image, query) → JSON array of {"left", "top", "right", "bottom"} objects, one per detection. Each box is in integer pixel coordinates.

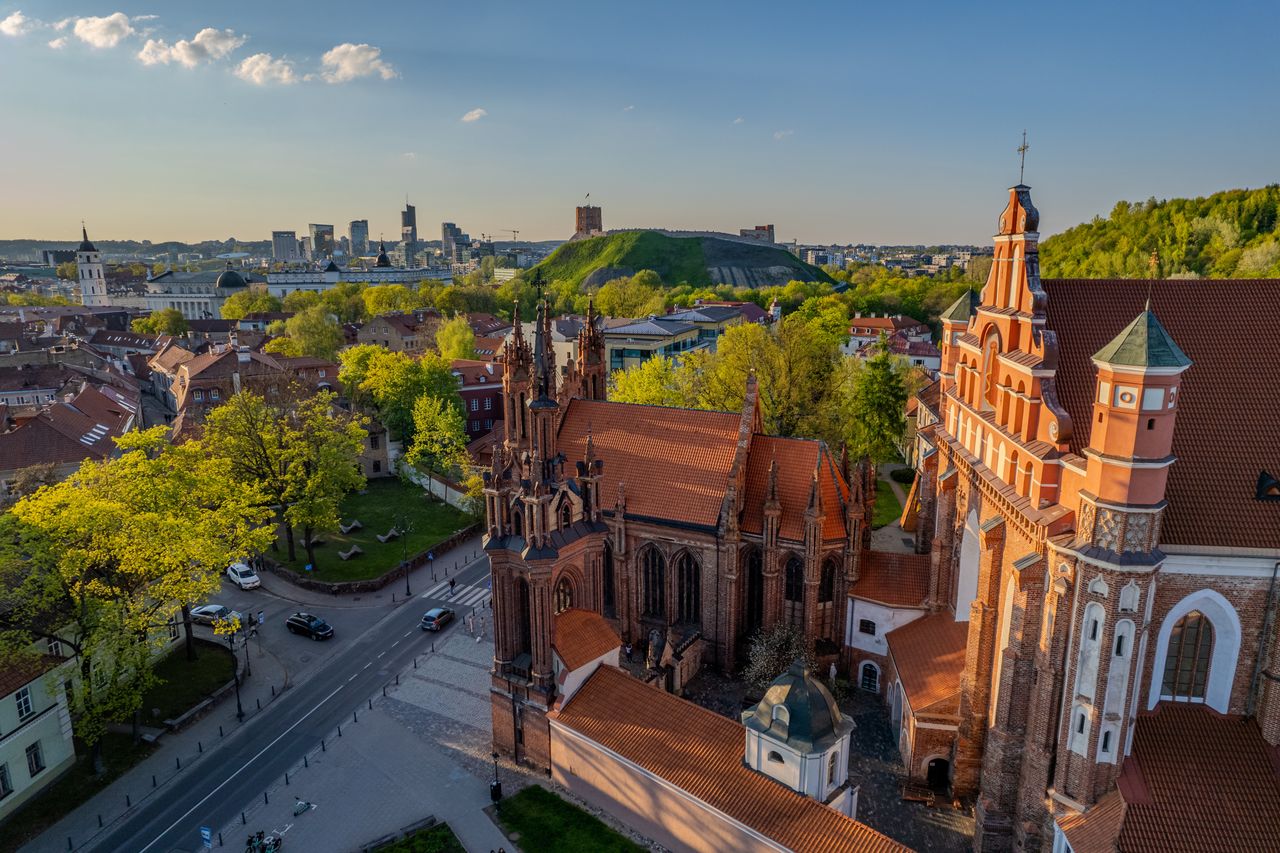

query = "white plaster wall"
[{"left": 846, "top": 600, "right": 925, "bottom": 655}]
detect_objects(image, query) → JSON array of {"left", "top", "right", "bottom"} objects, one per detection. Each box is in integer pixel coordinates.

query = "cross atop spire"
[{"left": 1017, "top": 130, "right": 1030, "bottom": 185}]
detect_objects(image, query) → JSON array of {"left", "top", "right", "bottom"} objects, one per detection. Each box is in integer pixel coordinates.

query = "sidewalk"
[{"left": 24, "top": 638, "right": 292, "bottom": 853}]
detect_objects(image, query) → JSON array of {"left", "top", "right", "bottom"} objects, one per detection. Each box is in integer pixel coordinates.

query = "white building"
[
  {"left": 145, "top": 262, "right": 255, "bottom": 320},
  {"left": 264, "top": 244, "right": 449, "bottom": 300},
  {"left": 0, "top": 654, "right": 76, "bottom": 823},
  {"left": 76, "top": 226, "right": 109, "bottom": 308}
]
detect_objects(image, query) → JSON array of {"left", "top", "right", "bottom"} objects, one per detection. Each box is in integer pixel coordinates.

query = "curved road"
[{"left": 92, "top": 554, "right": 492, "bottom": 853}]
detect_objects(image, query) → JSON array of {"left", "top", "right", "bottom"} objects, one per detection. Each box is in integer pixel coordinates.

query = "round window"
[{"left": 1119, "top": 391, "right": 1135, "bottom": 404}]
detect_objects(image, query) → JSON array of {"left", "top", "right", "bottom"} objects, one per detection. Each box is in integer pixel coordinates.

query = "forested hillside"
[{"left": 1040, "top": 185, "right": 1280, "bottom": 278}]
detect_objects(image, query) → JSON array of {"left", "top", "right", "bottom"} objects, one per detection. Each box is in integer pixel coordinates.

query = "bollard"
[
  {"left": 382, "top": 687, "right": 386, "bottom": 698},
  {"left": 264, "top": 791, "right": 269, "bottom": 806},
  {"left": 220, "top": 724, "right": 224, "bottom": 737},
  {"left": 413, "top": 657, "right": 418, "bottom": 669},
  {"left": 257, "top": 698, "right": 261, "bottom": 710},
  {"left": 370, "top": 697, "right": 374, "bottom": 708},
  {"left": 354, "top": 710, "right": 358, "bottom": 723},
  {"left": 98, "top": 814, "right": 103, "bottom": 828},
  {"left": 392, "top": 592, "right": 395, "bottom": 603},
  {"left": 396, "top": 673, "right": 400, "bottom": 685},
  {"left": 285, "top": 771, "right": 290, "bottom": 786},
  {"left": 176, "top": 756, "right": 181, "bottom": 770},
  {"left": 152, "top": 774, "right": 157, "bottom": 788},
  {"left": 304, "top": 754, "right": 309, "bottom": 768},
  {"left": 338, "top": 724, "right": 342, "bottom": 737},
  {"left": 198, "top": 741, "right": 203, "bottom": 753},
  {"left": 322, "top": 739, "right": 326, "bottom": 752},
  {"left": 241, "top": 811, "right": 246, "bottom": 825},
  {"left": 219, "top": 832, "right": 223, "bottom": 847},
  {"left": 271, "top": 684, "right": 276, "bottom": 697},
  {"left": 67, "top": 837, "right": 72, "bottom": 851},
  {"left": 126, "top": 794, "right": 131, "bottom": 808},
  {"left": 431, "top": 641, "right": 435, "bottom": 653}
]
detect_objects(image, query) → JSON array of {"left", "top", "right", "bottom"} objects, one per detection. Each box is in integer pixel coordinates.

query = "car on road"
[
  {"left": 420, "top": 607, "right": 455, "bottom": 632},
  {"left": 191, "top": 604, "right": 243, "bottom": 628},
  {"left": 226, "top": 562, "right": 262, "bottom": 590},
  {"left": 285, "top": 612, "right": 334, "bottom": 640}
]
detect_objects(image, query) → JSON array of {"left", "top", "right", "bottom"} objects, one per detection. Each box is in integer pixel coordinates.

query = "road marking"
[
  {"left": 348, "top": 674, "right": 357, "bottom": 682},
  {"left": 390, "top": 640, "right": 400, "bottom": 647},
  {"left": 362, "top": 662, "right": 371, "bottom": 670},
  {"left": 377, "top": 651, "right": 386, "bottom": 658},
  {"left": 137, "top": 681, "right": 347, "bottom": 853}
]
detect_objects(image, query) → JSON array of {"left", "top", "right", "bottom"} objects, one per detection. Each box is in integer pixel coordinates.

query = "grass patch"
[
  {"left": 0, "top": 732, "right": 155, "bottom": 853},
  {"left": 141, "top": 639, "right": 236, "bottom": 721},
  {"left": 375, "top": 822, "right": 465, "bottom": 853},
  {"left": 274, "top": 478, "right": 475, "bottom": 582},
  {"left": 873, "top": 478, "right": 904, "bottom": 529},
  {"left": 495, "top": 785, "right": 645, "bottom": 853}
]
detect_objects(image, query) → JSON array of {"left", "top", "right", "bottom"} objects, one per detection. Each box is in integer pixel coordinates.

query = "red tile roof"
[
  {"left": 886, "top": 613, "right": 968, "bottom": 715},
  {"left": 1108, "top": 704, "right": 1280, "bottom": 853},
  {"left": 1043, "top": 279, "right": 1280, "bottom": 549},
  {"left": 0, "top": 655, "right": 61, "bottom": 698},
  {"left": 741, "top": 436, "right": 849, "bottom": 541},
  {"left": 553, "top": 608, "right": 620, "bottom": 671},
  {"left": 558, "top": 399, "right": 742, "bottom": 528},
  {"left": 850, "top": 551, "right": 930, "bottom": 607},
  {"left": 554, "top": 665, "right": 909, "bottom": 853},
  {"left": 1058, "top": 789, "right": 1125, "bottom": 853}
]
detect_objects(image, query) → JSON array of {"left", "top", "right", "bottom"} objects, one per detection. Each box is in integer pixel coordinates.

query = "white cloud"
[
  {"left": 73, "top": 12, "right": 134, "bottom": 49},
  {"left": 773, "top": 129, "right": 794, "bottom": 140},
  {"left": 319, "top": 42, "right": 396, "bottom": 83},
  {"left": 733, "top": 116, "right": 744, "bottom": 124},
  {"left": 0, "top": 11, "right": 31, "bottom": 37},
  {"left": 623, "top": 104, "right": 635, "bottom": 112},
  {"left": 53, "top": 18, "right": 71, "bottom": 31},
  {"left": 138, "top": 27, "right": 245, "bottom": 67},
  {"left": 460, "top": 107, "right": 487, "bottom": 123},
  {"left": 235, "top": 52, "right": 296, "bottom": 85},
  {"left": 47, "top": 36, "right": 67, "bottom": 49},
  {"left": 402, "top": 152, "right": 417, "bottom": 161}
]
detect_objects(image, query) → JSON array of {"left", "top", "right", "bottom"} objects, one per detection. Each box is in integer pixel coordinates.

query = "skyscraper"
[
  {"left": 401, "top": 203, "right": 418, "bottom": 267},
  {"left": 272, "top": 230, "right": 299, "bottom": 260},
  {"left": 308, "top": 224, "right": 335, "bottom": 259},
  {"left": 349, "top": 220, "right": 369, "bottom": 256}
]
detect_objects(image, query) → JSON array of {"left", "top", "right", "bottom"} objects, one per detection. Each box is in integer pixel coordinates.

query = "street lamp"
[
  {"left": 220, "top": 623, "right": 245, "bottom": 722},
  {"left": 490, "top": 751, "right": 502, "bottom": 802},
  {"left": 395, "top": 509, "right": 415, "bottom": 597},
  {"left": 243, "top": 627, "right": 253, "bottom": 679}
]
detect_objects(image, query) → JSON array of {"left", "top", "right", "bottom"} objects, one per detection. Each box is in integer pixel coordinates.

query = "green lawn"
[
  {"left": 141, "top": 639, "right": 236, "bottom": 721},
  {"left": 273, "top": 478, "right": 475, "bottom": 582},
  {"left": 0, "top": 733, "right": 155, "bottom": 853},
  {"left": 376, "top": 823, "right": 465, "bottom": 853},
  {"left": 495, "top": 785, "right": 645, "bottom": 853},
  {"left": 873, "top": 478, "right": 904, "bottom": 529}
]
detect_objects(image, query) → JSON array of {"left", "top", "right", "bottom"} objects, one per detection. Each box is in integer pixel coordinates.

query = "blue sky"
[{"left": 1, "top": 0, "right": 1277, "bottom": 245}]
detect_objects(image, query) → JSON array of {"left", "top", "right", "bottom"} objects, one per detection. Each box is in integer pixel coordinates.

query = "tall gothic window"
[
  {"left": 559, "top": 498, "right": 572, "bottom": 530},
  {"left": 784, "top": 556, "right": 804, "bottom": 627},
  {"left": 744, "top": 548, "right": 764, "bottom": 636},
  {"left": 511, "top": 504, "right": 523, "bottom": 538},
  {"left": 642, "top": 547, "right": 666, "bottom": 619},
  {"left": 554, "top": 577, "right": 573, "bottom": 614},
  {"left": 602, "top": 541, "right": 616, "bottom": 618},
  {"left": 1161, "top": 611, "right": 1214, "bottom": 701},
  {"left": 817, "top": 558, "right": 838, "bottom": 641},
  {"left": 676, "top": 552, "right": 701, "bottom": 626},
  {"left": 516, "top": 578, "right": 532, "bottom": 657}
]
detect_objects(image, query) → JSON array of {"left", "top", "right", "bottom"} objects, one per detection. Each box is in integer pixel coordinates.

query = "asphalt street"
[{"left": 89, "top": 555, "right": 492, "bottom": 853}]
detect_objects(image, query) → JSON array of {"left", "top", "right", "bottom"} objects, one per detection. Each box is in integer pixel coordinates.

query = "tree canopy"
[
  {"left": 435, "top": 314, "right": 477, "bottom": 361},
  {"left": 131, "top": 308, "right": 188, "bottom": 336},
  {"left": 337, "top": 347, "right": 459, "bottom": 443},
  {"left": 220, "top": 288, "right": 283, "bottom": 320}
]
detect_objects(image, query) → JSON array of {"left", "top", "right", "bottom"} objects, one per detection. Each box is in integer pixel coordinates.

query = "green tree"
[
  {"left": 742, "top": 624, "right": 815, "bottom": 692},
  {"left": 436, "top": 314, "right": 477, "bottom": 361},
  {"left": 363, "top": 284, "right": 424, "bottom": 317},
  {"left": 220, "top": 288, "right": 283, "bottom": 320},
  {"left": 283, "top": 305, "right": 343, "bottom": 361},
  {"left": 262, "top": 335, "right": 303, "bottom": 357},
  {"left": 55, "top": 261, "right": 77, "bottom": 280},
  {"left": 352, "top": 349, "right": 460, "bottom": 442},
  {"left": 838, "top": 334, "right": 909, "bottom": 463},
  {"left": 131, "top": 308, "right": 189, "bottom": 336},
  {"left": 282, "top": 394, "right": 367, "bottom": 570},
  {"left": 594, "top": 270, "right": 666, "bottom": 317},
  {"left": 0, "top": 428, "right": 270, "bottom": 765},
  {"left": 405, "top": 394, "right": 469, "bottom": 497},
  {"left": 282, "top": 290, "right": 321, "bottom": 313},
  {"left": 608, "top": 355, "right": 705, "bottom": 408}
]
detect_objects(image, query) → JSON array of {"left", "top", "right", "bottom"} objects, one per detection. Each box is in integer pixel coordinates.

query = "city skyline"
[{"left": 1, "top": 1, "right": 1277, "bottom": 245}]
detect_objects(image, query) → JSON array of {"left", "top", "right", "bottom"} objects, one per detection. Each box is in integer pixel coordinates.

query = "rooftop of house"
[
  {"left": 849, "top": 551, "right": 931, "bottom": 608},
  {"left": 0, "top": 655, "right": 62, "bottom": 699},
  {"left": 849, "top": 314, "right": 930, "bottom": 333},
  {"left": 665, "top": 305, "right": 743, "bottom": 324},
  {"left": 885, "top": 613, "right": 969, "bottom": 715},
  {"left": 603, "top": 316, "right": 698, "bottom": 338},
  {"left": 450, "top": 359, "right": 504, "bottom": 386},
  {"left": 0, "top": 382, "right": 137, "bottom": 474},
  {"left": 553, "top": 664, "right": 908, "bottom": 853},
  {"left": 552, "top": 608, "right": 620, "bottom": 671}
]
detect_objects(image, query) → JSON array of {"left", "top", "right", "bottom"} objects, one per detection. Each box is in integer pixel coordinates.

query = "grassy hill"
[
  {"left": 1041, "top": 185, "right": 1280, "bottom": 278},
  {"left": 531, "top": 230, "right": 833, "bottom": 289}
]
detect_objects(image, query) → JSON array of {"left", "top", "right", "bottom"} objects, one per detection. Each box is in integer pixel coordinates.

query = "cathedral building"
[
  {"left": 485, "top": 299, "right": 873, "bottom": 771},
  {"left": 898, "top": 184, "right": 1280, "bottom": 851}
]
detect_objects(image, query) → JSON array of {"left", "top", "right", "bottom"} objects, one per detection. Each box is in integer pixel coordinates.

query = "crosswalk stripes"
[{"left": 420, "top": 580, "right": 490, "bottom": 608}]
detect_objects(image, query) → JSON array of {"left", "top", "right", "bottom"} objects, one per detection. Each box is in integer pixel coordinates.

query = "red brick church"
[{"left": 894, "top": 184, "right": 1280, "bottom": 851}]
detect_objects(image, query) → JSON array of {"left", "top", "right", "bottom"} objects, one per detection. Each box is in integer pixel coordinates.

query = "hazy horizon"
[{"left": 3, "top": 1, "right": 1277, "bottom": 246}]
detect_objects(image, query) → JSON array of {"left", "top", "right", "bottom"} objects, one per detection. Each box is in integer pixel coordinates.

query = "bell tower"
[
  {"left": 77, "top": 224, "right": 109, "bottom": 307},
  {"left": 1053, "top": 304, "right": 1191, "bottom": 807}
]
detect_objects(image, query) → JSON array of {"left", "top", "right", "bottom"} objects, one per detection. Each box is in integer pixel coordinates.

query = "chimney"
[{"left": 237, "top": 346, "right": 250, "bottom": 364}]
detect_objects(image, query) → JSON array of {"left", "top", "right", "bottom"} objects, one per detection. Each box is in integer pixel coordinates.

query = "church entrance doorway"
[{"left": 926, "top": 757, "right": 950, "bottom": 792}]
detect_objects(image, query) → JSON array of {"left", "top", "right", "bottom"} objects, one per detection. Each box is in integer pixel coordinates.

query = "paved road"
[{"left": 90, "top": 555, "right": 493, "bottom": 853}]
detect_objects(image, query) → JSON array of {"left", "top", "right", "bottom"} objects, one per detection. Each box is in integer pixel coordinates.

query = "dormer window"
[
  {"left": 767, "top": 750, "right": 784, "bottom": 764},
  {"left": 771, "top": 705, "right": 789, "bottom": 726}
]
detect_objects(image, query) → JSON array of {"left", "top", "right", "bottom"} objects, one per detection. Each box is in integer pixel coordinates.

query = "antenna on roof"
[{"left": 1017, "top": 130, "right": 1030, "bottom": 184}]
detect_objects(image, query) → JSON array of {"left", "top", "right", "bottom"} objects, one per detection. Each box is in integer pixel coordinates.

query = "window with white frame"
[
  {"left": 484, "top": 396, "right": 492, "bottom": 410},
  {"left": 470, "top": 399, "right": 479, "bottom": 411},
  {"left": 47, "top": 638, "right": 62, "bottom": 658},
  {"left": 15, "top": 686, "right": 33, "bottom": 720},
  {"left": 0, "top": 762, "right": 11, "bottom": 799},
  {"left": 25, "top": 741, "right": 45, "bottom": 777},
  {"left": 210, "top": 388, "right": 220, "bottom": 401}
]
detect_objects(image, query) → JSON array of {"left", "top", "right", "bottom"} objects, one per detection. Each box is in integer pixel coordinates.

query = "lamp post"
[
  {"left": 395, "top": 509, "right": 414, "bottom": 597},
  {"left": 221, "top": 624, "right": 245, "bottom": 722},
  {"left": 490, "top": 751, "right": 502, "bottom": 801},
  {"left": 243, "top": 627, "right": 253, "bottom": 678}
]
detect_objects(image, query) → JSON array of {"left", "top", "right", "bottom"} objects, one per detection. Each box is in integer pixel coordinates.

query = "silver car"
[{"left": 190, "top": 604, "right": 244, "bottom": 629}]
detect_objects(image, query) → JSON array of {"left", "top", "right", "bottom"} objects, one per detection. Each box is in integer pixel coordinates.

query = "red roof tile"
[
  {"left": 886, "top": 613, "right": 968, "bottom": 715},
  {"left": 1110, "top": 704, "right": 1280, "bottom": 853},
  {"left": 850, "top": 551, "right": 930, "bottom": 607},
  {"left": 1043, "top": 279, "right": 1280, "bottom": 549},
  {"left": 741, "top": 436, "right": 848, "bottom": 541},
  {"left": 553, "top": 608, "right": 620, "bottom": 671},
  {"left": 0, "top": 655, "right": 61, "bottom": 698},
  {"left": 1058, "top": 789, "right": 1125, "bottom": 853},
  {"left": 554, "top": 665, "right": 909, "bottom": 853}
]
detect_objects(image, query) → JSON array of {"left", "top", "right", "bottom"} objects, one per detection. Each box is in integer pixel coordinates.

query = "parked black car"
[
  {"left": 420, "top": 607, "right": 455, "bottom": 632},
  {"left": 285, "top": 612, "right": 334, "bottom": 640}
]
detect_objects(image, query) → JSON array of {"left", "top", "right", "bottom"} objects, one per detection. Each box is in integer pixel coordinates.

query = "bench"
[
  {"left": 375, "top": 528, "right": 401, "bottom": 543},
  {"left": 339, "top": 545, "right": 363, "bottom": 561},
  {"left": 901, "top": 782, "right": 936, "bottom": 806},
  {"left": 339, "top": 519, "right": 363, "bottom": 534}
]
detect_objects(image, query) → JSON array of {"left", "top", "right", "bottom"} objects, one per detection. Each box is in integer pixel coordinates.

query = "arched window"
[
  {"left": 511, "top": 504, "right": 523, "bottom": 538},
  {"left": 554, "top": 577, "right": 573, "bottom": 614},
  {"left": 743, "top": 548, "right": 764, "bottom": 636},
  {"left": 817, "top": 558, "right": 838, "bottom": 642},
  {"left": 783, "top": 556, "right": 804, "bottom": 627},
  {"left": 559, "top": 499, "right": 572, "bottom": 529},
  {"left": 1161, "top": 610, "right": 1214, "bottom": 700},
  {"left": 827, "top": 751, "right": 839, "bottom": 785},
  {"left": 602, "top": 541, "right": 616, "bottom": 618},
  {"left": 642, "top": 547, "right": 666, "bottom": 619},
  {"left": 676, "top": 552, "right": 701, "bottom": 626},
  {"left": 767, "top": 750, "right": 784, "bottom": 764},
  {"left": 771, "top": 704, "right": 789, "bottom": 725},
  {"left": 861, "top": 662, "right": 879, "bottom": 692}
]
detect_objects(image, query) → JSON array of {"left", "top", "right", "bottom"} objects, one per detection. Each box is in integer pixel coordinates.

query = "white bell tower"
[{"left": 77, "top": 224, "right": 110, "bottom": 307}]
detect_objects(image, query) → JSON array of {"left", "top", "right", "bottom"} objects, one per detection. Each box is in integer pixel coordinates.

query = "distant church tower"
[{"left": 77, "top": 224, "right": 110, "bottom": 307}]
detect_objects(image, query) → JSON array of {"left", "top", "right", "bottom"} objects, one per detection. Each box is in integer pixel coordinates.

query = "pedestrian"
[
  {"left": 449, "top": 578, "right": 456, "bottom": 596},
  {"left": 624, "top": 643, "right": 633, "bottom": 662}
]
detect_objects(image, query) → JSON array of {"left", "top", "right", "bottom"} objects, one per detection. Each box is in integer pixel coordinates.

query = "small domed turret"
[
  {"left": 375, "top": 241, "right": 391, "bottom": 268},
  {"left": 215, "top": 261, "right": 247, "bottom": 289}
]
